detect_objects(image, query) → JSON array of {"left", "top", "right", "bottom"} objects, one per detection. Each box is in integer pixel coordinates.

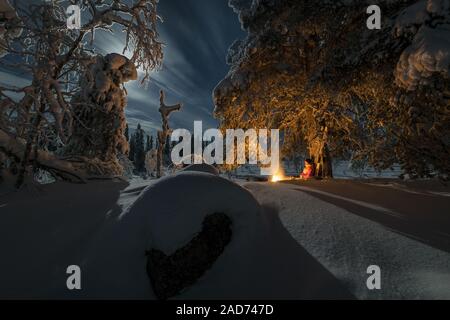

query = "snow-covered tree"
[
  {"left": 144, "top": 133, "right": 156, "bottom": 176},
  {"left": 145, "top": 148, "right": 157, "bottom": 177},
  {"left": 0, "top": 0, "right": 163, "bottom": 186},
  {"left": 134, "top": 123, "right": 146, "bottom": 173},
  {"left": 146, "top": 134, "right": 153, "bottom": 152},
  {"left": 215, "top": 0, "right": 450, "bottom": 178},
  {"left": 129, "top": 132, "right": 136, "bottom": 162},
  {"left": 64, "top": 53, "right": 138, "bottom": 176}
]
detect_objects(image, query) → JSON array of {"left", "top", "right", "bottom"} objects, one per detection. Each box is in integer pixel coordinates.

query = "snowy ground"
[
  {"left": 0, "top": 174, "right": 449, "bottom": 299},
  {"left": 244, "top": 182, "right": 450, "bottom": 299}
]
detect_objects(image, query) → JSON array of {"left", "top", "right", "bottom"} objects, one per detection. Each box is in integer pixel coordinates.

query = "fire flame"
[
  {"left": 271, "top": 174, "right": 283, "bottom": 182},
  {"left": 271, "top": 169, "right": 285, "bottom": 183}
]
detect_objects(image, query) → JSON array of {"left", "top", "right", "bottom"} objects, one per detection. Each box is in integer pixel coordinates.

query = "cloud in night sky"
[
  {"left": 0, "top": 0, "right": 245, "bottom": 136},
  {"left": 92, "top": 0, "right": 245, "bottom": 135}
]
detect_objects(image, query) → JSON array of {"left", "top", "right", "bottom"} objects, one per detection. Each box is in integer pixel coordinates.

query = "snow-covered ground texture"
[
  {"left": 80, "top": 171, "right": 351, "bottom": 299},
  {"left": 0, "top": 170, "right": 448, "bottom": 299},
  {"left": 0, "top": 171, "right": 350, "bottom": 299},
  {"left": 245, "top": 182, "right": 450, "bottom": 299}
]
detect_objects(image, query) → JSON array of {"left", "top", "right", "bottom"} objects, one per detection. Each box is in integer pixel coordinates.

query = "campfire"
[{"left": 271, "top": 169, "right": 286, "bottom": 183}]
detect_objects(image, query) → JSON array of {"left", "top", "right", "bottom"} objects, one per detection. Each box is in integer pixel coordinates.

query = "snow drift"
[{"left": 80, "top": 171, "right": 351, "bottom": 299}]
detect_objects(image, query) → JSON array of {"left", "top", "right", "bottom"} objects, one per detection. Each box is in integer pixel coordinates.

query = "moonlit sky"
[
  {"left": 0, "top": 0, "right": 245, "bottom": 135},
  {"left": 123, "top": 0, "right": 245, "bottom": 134}
]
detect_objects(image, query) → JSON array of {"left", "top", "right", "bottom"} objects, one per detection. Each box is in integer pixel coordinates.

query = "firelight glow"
[
  {"left": 270, "top": 166, "right": 288, "bottom": 182},
  {"left": 271, "top": 174, "right": 283, "bottom": 183},
  {"left": 271, "top": 168, "right": 286, "bottom": 183}
]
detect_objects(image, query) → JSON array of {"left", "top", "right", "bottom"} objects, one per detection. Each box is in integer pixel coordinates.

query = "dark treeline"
[{"left": 125, "top": 123, "right": 174, "bottom": 175}]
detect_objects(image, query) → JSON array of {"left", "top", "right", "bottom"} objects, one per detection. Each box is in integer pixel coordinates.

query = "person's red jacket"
[{"left": 300, "top": 164, "right": 314, "bottom": 179}]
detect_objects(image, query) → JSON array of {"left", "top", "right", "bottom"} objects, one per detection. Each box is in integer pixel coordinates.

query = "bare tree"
[{"left": 156, "top": 90, "right": 181, "bottom": 178}]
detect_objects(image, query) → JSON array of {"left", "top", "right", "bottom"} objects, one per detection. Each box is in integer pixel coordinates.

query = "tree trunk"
[
  {"left": 15, "top": 92, "right": 44, "bottom": 188},
  {"left": 0, "top": 128, "right": 84, "bottom": 183},
  {"left": 314, "top": 143, "right": 333, "bottom": 178},
  {"left": 309, "top": 132, "right": 333, "bottom": 179},
  {"left": 156, "top": 90, "right": 182, "bottom": 178}
]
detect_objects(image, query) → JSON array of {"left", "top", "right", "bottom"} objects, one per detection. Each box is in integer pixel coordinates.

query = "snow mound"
[
  {"left": 139, "top": 172, "right": 351, "bottom": 299},
  {"left": 82, "top": 172, "right": 351, "bottom": 299},
  {"left": 136, "top": 171, "right": 262, "bottom": 255},
  {"left": 181, "top": 163, "right": 220, "bottom": 176},
  {"left": 80, "top": 172, "right": 266, "bottom": 298}
]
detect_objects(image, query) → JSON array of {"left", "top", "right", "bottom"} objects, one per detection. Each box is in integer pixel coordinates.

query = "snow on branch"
[
  {"left": 93, "top": 0, "right": 163, "bottom": 84},
  {"left": 394, "top": 0, "right": 450, "bottom": 90},
  {"left": 0, "top": 0, "right": 163, "bottom": 186}
]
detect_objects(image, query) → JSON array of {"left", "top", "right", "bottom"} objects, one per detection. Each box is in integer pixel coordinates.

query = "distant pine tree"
[
  {"left": 129, "top": 132, "right": 136, "bottom": 162},
  {"left": 135, "top": 124, "right": 146, "bottom": 173},
  {"left": 146, "top": 134, "right": 154, "bottom": 152}
]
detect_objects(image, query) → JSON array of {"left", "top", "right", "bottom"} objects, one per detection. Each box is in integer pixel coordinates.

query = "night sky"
[
  {"left": 96, "top": 0, "right": 245, "bottom": 134},
  {"left": 0, "top": 0, "right": 245, "bottom": 135}
]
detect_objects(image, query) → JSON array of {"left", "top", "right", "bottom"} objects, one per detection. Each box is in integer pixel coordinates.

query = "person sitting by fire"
[{"left": 300, "top": 159, "right": 314, "bottom": 180}]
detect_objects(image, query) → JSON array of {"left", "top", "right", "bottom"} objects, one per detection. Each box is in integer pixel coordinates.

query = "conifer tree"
[
  {"left": 134, "top": 124, "right": 146, "bottom": 173},
  {"left": 146, "top": 134, "right": 154, "bottom": 152},
  {"left": 129, "top": 133, "right": 136, "bottom": 162}
]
